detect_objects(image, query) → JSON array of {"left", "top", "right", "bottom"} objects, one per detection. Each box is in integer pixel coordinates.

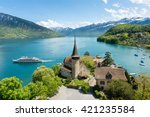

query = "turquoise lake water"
[{"left": 0, "top": 37, "right": 150, "bottom": 85}]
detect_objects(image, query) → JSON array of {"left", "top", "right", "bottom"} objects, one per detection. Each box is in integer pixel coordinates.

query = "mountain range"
[
  {"left": 52, "top": 17, "right": 150, "bottom": 37},
  {"left": 1, "top": 13, "right": 150, "bottom": 39},
  {"left": 0, "top": 13, "right": 60, "bottom": 39}
]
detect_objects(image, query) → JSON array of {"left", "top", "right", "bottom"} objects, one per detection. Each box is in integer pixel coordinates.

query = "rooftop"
[{"left": 95, "top": 67, "right": 127, "bottom": 81}]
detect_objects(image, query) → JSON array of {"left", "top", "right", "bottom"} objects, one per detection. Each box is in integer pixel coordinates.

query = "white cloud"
[
  {"left": 68, "top": 21, "right": 92, "bottom": 28},
  {"left": 102, "top": 0, "right": 108, "bottom": 4},
  {"left": 37, "top": 19, "right": 64, "bottom": 28},
  {"left": 113, "top": 3, "right": 120, "bottom": 8},
  {"left": 105, "top": 7, "right": 147, "bottom": 20},
  {"left": 130, "top": 0, "right": 150, "bottom": 5},
  {"left": 37, "top": 20, "right": 92, "bottom": 29}
]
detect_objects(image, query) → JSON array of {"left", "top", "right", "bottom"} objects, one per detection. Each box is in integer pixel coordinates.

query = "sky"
[{"left": 0, "top": 0, "right": 150, "bottom": 28}]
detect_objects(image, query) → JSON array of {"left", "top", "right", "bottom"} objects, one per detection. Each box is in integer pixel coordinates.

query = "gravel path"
[{"left": 49, "top": 86, "right": 96, "bottom": 100}]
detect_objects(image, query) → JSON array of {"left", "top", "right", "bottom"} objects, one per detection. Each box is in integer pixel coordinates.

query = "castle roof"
[{"left": 95, "top": 67, "right": 127, "bottom": 81}]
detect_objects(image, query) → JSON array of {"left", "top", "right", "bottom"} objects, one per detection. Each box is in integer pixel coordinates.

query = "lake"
[{"left": 0, "top": 37, "right": 150, "bottom": 86}]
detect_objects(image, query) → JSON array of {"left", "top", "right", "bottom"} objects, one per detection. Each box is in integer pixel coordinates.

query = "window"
[
  {"left": 100, "top": 81, "right": 105, "bottom": 85},
  {"left": 106, "top": 72, "right": 112, "bottom": 80}
]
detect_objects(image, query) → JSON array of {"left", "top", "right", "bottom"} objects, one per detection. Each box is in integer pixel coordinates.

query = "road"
[{"left": 49, "top": 86, "right": 96, "bottom": 100}]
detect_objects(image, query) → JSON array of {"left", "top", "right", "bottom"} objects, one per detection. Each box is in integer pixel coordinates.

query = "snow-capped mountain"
[
  {"left": 51, "top": 27, "right": 74, "bottom": 36},
  {"left": 52, "top": 17, "right": 150, "bottom": 37}
]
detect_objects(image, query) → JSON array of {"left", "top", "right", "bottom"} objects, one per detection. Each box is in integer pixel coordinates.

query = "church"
[{"left": 60, "top": 37, "right": 90, "bottom": 79}]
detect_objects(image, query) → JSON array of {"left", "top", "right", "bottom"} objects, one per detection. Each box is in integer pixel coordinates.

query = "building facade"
[{"left": 94, "top": 67, "right": 127, "bottom": 89}]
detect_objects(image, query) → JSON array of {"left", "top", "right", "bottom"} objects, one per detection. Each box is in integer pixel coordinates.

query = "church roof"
[
  {"left": 71, "top": 37, "right": 79, "bottom": 57},
  {"left": 64, "top": 57, "right": 72, "bottom": 64},
  {"left": 61, "top": 66, "right": 72, "bottom": 72}
]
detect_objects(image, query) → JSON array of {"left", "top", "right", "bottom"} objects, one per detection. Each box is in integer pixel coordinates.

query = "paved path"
[{"left": 49, "top": 86, "right": 96, "bottom": 100}]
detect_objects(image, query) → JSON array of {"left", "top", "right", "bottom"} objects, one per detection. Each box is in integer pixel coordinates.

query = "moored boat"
[
  {"left": 134, "top": 54, "right": 138, "bottom": 57},
  {"left": 139, "top": 63, "right": 145, "bottom": 66}
]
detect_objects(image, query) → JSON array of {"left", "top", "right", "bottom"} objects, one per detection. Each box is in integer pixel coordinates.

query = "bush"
[
  {"left": 94, "top": 90, "right": 107, "bottom": 100},
  {"left": 42, "top": 76, "right": 60, "bottom": 97},
  {"left": 67, "top": 79, "right": 90, "bottom": 94},
  {"left": 27, "top": 82, "right": 48, "bottom": 100},
  {"left": 62, "top": 78, "right": 72, "bottom": 86},
  {"left": 81, "top": 83, "right": 90, "bottom": 94},
  {"left": 31, "top": 66, "right": 62, "bottom": 99},
  {"left": 0, "top": 77, "right": 30, "bottom": 100},
  {"left": 52, "top": 65, "right": 61, "bottom": 76},
  {"left": 32, "top": 66, "right": 55, "bottom": 82},
  {"left": 105, "top": 80, "right": 134, "bottom": 100},
  {"left": 134, "top": 75, "right": 150, "bottom": 100}
]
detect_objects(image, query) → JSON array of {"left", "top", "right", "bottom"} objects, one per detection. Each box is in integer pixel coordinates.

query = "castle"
[
  {"left": 60, "top": 37, "right": 89, "bottom": 79},
  {"left": 60, "top": 37, "right": 127, "bottom": 89}
]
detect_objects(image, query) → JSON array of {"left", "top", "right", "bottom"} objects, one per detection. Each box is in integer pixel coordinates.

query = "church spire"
[{"left": 72, "top": 36, "right": 79, "bottom": 57}]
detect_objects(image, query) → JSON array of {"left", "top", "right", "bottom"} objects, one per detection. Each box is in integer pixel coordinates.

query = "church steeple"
[
  {"left": 71, "top": 36, "right": 80, "bottom": 79},
  {"left": 72, "top": 36, "right": 79, "bottom": 58}
]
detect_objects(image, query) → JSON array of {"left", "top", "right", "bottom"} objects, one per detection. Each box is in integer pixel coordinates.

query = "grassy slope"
[
  {"left": 97, "top": 24, "right": 150, "bottom": 48},
  {"left": 0, "top": 25, "right": 60, "bottom": 39}
]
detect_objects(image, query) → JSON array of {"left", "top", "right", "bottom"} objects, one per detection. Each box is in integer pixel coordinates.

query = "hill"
[
  {"left": 0, "top": 13, "right": 60, "bottom": 39},
  {"left": 97, "top": 24, "right": 150, "bottom": 49}
]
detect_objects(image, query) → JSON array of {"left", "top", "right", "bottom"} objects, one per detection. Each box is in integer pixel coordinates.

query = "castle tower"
[{"left": 71, "top": 36, "right": 80, "bottom": 79}]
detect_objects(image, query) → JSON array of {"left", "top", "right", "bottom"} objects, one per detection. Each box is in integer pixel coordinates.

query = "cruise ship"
[{"left": 13, "top": 56, "right": 43, "bottom": 63}]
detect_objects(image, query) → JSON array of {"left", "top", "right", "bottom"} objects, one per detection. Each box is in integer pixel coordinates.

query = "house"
[
  {"left": 60, "top": 37, "right": 90, "bottom": 79},
  {"left": 94, "top": 67, "right": 127, "bottom": 89}
]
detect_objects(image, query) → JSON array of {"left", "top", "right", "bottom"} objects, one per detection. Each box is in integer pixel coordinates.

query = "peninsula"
[{"left": 97, "top": 24, "right": 150, "bottom": 49}]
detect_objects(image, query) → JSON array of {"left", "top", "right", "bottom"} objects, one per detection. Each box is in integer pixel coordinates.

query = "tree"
[
  {"left": 84, "top": 51, "right": 90, "bottom": 56},
  {"left": 0, "top": 77, "right": 30, "bottom": 100},
  {"left": 105, "top": 80, "right": 134, "bottom": 100},
  {"left": 81, "top": 56, "right": 95, "bottom": 73},
  {"left": 42, "top": 76, "right": 60, "bottom": 97},
  {"left": 27, "top": 82, "right": 48, "bottom": 100},
  {"left": 52, "top": 65, "right": 61, "bottom": 76},
  {"left": 102, "top": 52, "right": 114, "bottom": 66},
  {"left": 134, "top": 75, "right": 150, "bottom": 100},
  {"left": 32, "top": 66, "right": 55, "bottom": 82},
  {"left": 32, "top": 66, "right": 62, "bottom": 99}
]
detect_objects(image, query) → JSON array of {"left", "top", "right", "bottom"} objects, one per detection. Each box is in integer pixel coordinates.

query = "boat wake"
[{"left": 42, "top": 60, "right": 53, "bottom": 62}]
